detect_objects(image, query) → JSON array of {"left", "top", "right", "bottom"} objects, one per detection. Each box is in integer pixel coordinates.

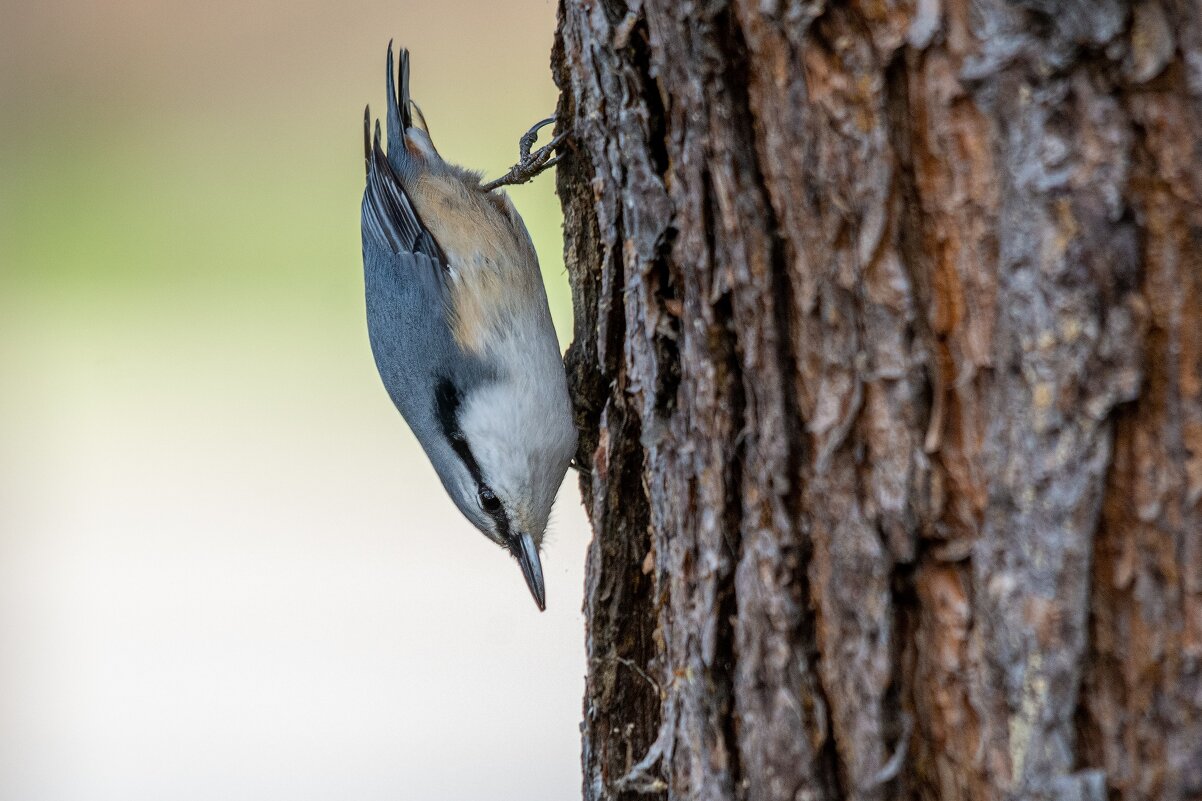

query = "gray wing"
[
  {"left": 362, "top": 108, "right": 441, "bottom": 261},
  {"left": 361, "top": 108, "right": 488, "bottom": 455}
]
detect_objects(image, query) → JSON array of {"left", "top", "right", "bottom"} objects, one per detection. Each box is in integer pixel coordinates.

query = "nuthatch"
[{"left": 360, "top": 43, "right": 576, "bottom": 610}]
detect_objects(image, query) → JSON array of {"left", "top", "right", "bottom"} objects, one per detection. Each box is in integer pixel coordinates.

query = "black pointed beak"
[{"left": 510, "top": 532, "right": 546, "bottom": 611}]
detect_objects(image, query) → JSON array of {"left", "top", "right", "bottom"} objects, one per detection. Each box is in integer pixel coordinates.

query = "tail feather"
[
  {"left": 386, "top": 42, "right": 424, "bottom": 177},
  {"left": 399, "top": 46, "right": 412, "bottom": 129},
  {"left": 373, "top": 42, "right": 440, "bottom": 181},
  {"left": 363, "top": 105, "right": 372, "bottom": 178},
  {"left": 386, "top": 42, "right": 409, "bottom": 149}
]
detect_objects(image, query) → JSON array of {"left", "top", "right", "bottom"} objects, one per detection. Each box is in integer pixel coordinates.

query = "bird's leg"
[{"left": 481, "top": 116, "right": 567, "bottom": 192}]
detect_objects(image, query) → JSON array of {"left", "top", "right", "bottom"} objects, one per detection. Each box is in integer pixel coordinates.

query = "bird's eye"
[{"left": 478, "top": 487, "right": 502, "bottom": 514}]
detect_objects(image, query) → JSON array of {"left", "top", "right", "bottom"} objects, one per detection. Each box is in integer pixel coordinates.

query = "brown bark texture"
[{"left": 551, "top": 1, "right": 1202, "bottom": 800}]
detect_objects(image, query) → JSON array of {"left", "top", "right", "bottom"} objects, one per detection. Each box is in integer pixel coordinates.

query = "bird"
[{"left": 360, "top": 43, "right": 576, "bottom": 611}]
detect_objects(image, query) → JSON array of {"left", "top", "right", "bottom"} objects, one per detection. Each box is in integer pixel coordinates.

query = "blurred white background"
[{"left": 0, "top": 1, "right": 588, "bottom": 800}]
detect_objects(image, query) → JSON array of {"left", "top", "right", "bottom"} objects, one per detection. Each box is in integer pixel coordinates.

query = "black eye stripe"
[
  {"left": 435, "top": 377, "right": 510, "bottom": 538},
  {"left": 435, "top": 377, "right": 483, "bottom": 483}
]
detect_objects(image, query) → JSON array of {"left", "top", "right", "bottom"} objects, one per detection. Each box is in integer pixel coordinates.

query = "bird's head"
[{"left": 432, "top": 368, "right": 576, "bottom": 611}]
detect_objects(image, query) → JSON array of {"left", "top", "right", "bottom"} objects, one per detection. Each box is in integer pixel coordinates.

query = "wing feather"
[{"left": 362, "top": 121, "right": 443, "bottom": 264}]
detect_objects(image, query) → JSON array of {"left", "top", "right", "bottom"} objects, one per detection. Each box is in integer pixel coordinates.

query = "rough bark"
[{"left": 551, "top": 1, "right": 1202, "bottom": 800}]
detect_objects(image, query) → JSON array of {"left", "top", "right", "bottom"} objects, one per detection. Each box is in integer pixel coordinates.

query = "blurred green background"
[{"left": 0, "top": 2, "right": 587, "bottom": 800}]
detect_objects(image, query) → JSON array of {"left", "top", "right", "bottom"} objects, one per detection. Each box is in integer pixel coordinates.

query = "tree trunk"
[{"left": 551, "top": 1, "right": 1202, "bottom": 800}]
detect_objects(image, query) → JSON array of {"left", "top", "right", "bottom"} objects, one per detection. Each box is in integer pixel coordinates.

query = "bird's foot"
[{"left": 481, "top": 116, "right": 566, "bottom": 192}]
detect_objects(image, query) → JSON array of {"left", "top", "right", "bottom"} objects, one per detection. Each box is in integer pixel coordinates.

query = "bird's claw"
[
  {"left": 518, "top": 116, "right": 554, "bottom": 157},
  {"left": 482, "top": 115, "right": 567, "bottom": 192}
]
